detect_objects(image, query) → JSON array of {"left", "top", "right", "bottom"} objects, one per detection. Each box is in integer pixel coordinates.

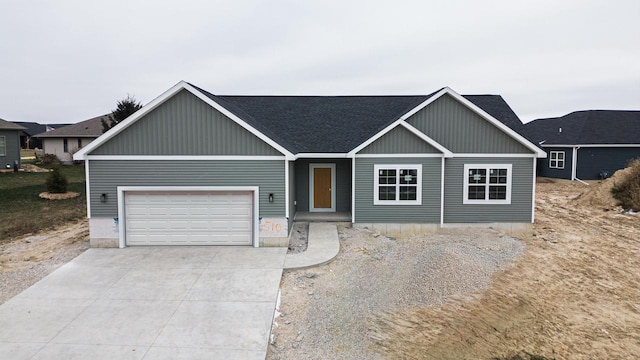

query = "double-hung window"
[
  {"left": 549, "top": 151, "right": 565, "bottom": 169},
  {"left": 463, "top": 164, "right": 512, "bottom": 204},
  {"left": 0, "top": 136, "right": 5, "bottom": 156},
  {"left": 374, "top": 164, "right": 422, "bottom": 205},
  {"left": 63, "top": 138, "right": 69, "bottom": 153}
]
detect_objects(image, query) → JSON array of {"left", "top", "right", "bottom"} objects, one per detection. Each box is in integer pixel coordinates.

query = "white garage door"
[{"left": 125, "top": 191, "right": 253, "bottom": 246}]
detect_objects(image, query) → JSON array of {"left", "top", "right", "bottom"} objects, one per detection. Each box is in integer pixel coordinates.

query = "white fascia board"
[
  {"left": 84, "top": 155, "right": 285, "bottom": 161},
  {"left": 74, "top": 81, "right": 189, "bottom": 160},
  {"left": 441, "top": 88, "right": 547, "bottom": 158},
  {"left": 182, "top": 83, "right": 295, "bottom": 160},
  {"left": 355, "top": 153, "right": 444, "bottom": 158},
  {"left": 295, "top": 153, "right": 349, "bottom": 159},
  {"left": 74, "top": 81, "right": 295, "bottom": 161},
  {"left": 541, "top": 144, "right": 640, "bottom": 148},
  {"left": 399, "top": 122, "right": 453, "bottom": 157},
  {"left": 346, "top": 91, "right": 447, "bottom": 157},
  {"left": 453, "top": 153, "right": 538, "bottom": 158}
]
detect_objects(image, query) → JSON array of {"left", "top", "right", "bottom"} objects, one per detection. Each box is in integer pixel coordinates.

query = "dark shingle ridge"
[{"left": 524, "top": 110, "right": 640, "bottom": 145}]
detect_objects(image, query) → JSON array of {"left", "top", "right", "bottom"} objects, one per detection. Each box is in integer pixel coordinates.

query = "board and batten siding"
[
  {"left": 538, "top": 147, "right": 573, "bottom": 180},
  {"left": 359, "top": 125, "right": 440, "bottom": 154},
  {"left": 406, "top": 94, "right": 530, "bottom": 154},
  {"left": 88, "top": 160, "right": 285, "bottom": 218},
  {"left": 354, "top": 157, "right": 441, "bottom": 223},
  {"left": 444, "top": 157, "right": 533, "bottom": 223},
  {"left": 294, "top": 159, "right": 352, "bottom": 212},
  {"left": 576, "top": 147, "right": 640, "bottom": 180},
  {"left": 91, "top": 89, "right": 282, "bottom": 156}
]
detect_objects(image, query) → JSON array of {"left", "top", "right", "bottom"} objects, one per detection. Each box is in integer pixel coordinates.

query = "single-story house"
[
  {"left": 0, "top": 118, "right": 25, "bottom": 170},
  {"left": 12, "top": 122, "right": 71, "bottom": 150},
  {"left": 524, "top": 110, "right": 640, "bottom": 180},
  {"left": 74, "top": 81, "right": 546, "bottom": 248},
  {"left": 35, "top": 114, "right": 109, "bottom": 164}
]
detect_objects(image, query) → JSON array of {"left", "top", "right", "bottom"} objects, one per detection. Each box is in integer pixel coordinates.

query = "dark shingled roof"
[
  {"left": 0, "top": 118, "right": 26, "bottom": 131},
  {"left": 13, "top": 122, "right": 47, "bottom": 136},
  {"left": 524, "top": 110, "right": 640, "bottom": 145},
  {"left": 190, "top": 85, "right": 524, "bottom": 154},
  {"left": 35, "top": 114, "right": 110, "bottom": 138}
]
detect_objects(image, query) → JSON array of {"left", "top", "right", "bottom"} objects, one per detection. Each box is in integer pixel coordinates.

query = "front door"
[{"left": 310, "top": 164, "right": 336, "bottom": 212}]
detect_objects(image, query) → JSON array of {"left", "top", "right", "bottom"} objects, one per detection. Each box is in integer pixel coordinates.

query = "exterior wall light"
[
  {"left": 269, "top": 193, "right": 274, "bottom": 203},
  {"left": 100, "top": 193, "right": 107, "bottom": 203}
]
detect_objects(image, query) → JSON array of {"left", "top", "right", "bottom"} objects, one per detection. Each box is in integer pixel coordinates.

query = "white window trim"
[
  {"left": 0, "top": 136, "right": 5, "bottom": 157},
  {"left": 373, "top": 164, "right": 422, "bottom": 205},
  {"left": 549, "top": 151, "right": 565, "bottom": 169},
  {"left": 463, "top": 164, "right": 512, "bottom": 205}
]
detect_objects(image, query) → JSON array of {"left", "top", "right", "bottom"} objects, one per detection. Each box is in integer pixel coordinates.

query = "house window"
[
  {"left": 463, "top": 164, "right": 512, "bottom": 204},
  {"left": 77, "top": 138, "right": 82, "bottom": 149},
  {"left": 373, "top": 164, "right": 422, "bottom": 205},
  {"left": 63, "top": 138, "right": 68, "bottom": 153},
  {"left": 0, "top": 136, "right": 5, "bottom": 156},
  {"left": 549, "top": 151, "right": 565, "bottom": 169}
]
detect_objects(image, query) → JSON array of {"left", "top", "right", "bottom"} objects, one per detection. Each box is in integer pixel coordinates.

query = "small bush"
[
  {"left": 46, "top": 167, "right": 68, "bottom": 193},
  {"left": 611, "top": 158, "right": 640, "bottom": 211},
  {"left": 41, "top": 153, "right": 61, "bottom": 165}
]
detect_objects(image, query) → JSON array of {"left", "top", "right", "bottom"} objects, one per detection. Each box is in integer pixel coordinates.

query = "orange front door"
[{"left": 313, "top": 167, "right": 332, "bottom": 208}]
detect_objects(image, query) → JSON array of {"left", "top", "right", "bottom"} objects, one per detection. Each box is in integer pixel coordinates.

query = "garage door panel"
[{"left": 125, "top": 191, "right": 253, "bottom": 246}]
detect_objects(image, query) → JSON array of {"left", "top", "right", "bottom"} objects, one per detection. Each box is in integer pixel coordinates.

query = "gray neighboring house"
[
  {"left": 74, "top": 81, "right": 546, "bottom": 248},
  {"left": 0, "top": 118, "right": 25, "bottom": 170},
  {"left": 524, "top": 110, "right": 640, "bottom": 180},
  {"left": 35, "top": 114, "right": 109, "bottom": 164}
]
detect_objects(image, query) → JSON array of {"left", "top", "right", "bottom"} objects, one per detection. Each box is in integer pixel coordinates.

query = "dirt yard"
[
  {"left": 1, "top": 178, "right": 638, "bottom": 359},
  {"left": 0, "top": 220, "right": 89, "bottom": 304},
  {"left": 269, "top": 178, "right": 640, "bottom": 360}
]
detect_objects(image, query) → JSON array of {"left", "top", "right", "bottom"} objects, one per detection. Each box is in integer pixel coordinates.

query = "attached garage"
[{"left": 119, "top": 188, "right": 258, "bottom": 247}]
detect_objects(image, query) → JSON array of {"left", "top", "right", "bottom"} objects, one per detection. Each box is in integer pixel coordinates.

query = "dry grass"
[{"left": 611, "top": 158, "right": 640, "bottom": 211}]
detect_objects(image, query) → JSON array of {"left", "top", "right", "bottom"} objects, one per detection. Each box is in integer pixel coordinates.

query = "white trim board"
[
  {"left": 453, "top": 153, "right": 538, "bottom": 158},
  {"left": 116, "top": 186, "right": 260, "bottom": 248},
  {"left": 355, "top": 153, "right": 444, "bottom": 158},
  {"left": 309, "top": 163, "right": 336, "bottom": 212},
  {"left": 74, "top": 81, "right": 295, "bottom": 161},
  {"left": 85, "top": 155, "right": 286, "bottom": 161}
]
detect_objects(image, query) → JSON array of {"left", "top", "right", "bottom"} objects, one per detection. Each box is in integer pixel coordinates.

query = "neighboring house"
[
  {"left": 35, "top": 114, "right": 109, "bottom": 164},
  {"left": 524, "top": 110, "right": 640, "bottom": 180},
  {"left": 0, "top": 118, "right": 26, "bottom": 170},
  {"left": 12, "top": 122, "right": 47, "bottom": 149},
  {"left": 74, "top": 81, "right": 546, "bottom": 248}
]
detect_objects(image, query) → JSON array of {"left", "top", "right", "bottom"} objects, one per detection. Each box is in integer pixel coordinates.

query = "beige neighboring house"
[{"left": 35, "top": 114, "right": 109, "bottom": 164}]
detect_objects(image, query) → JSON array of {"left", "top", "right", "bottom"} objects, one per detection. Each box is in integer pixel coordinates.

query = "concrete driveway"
[{"left": 0, "top": 246, "right": 286, "bottom": 360}]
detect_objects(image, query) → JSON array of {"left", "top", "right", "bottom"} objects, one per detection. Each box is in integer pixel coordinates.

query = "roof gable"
[{"left": 90, "top": 89, "right": 282, "bottom": 156}]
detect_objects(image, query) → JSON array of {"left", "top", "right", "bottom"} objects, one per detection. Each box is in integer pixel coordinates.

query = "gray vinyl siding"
[
  {"left": 538, "top": 147, "right": 572, "bottom": 180},
  {"left": 288, "top": 160, "right": 296, "bottom": 231},
  {"left": 88, "top": 160, "right": 285, "bottom": 217},
  {"left": 359, "top": 126, "right": 439, "bottom": 154},
  {"left": 576, "top": 147, "right": 640, "bottom": 180},
  {"left": 91, "top": 90, "right": 282, "bottom": 156},
  {"left": 294, "top": 159, "right": 351, "bottom": 212},
  {"left": 0, "top": 130, "right": 21, "bottom": 168},
  {"left": 406, "top": 94, "right": 531, "bottom": 153},
  {"left": 354, "top": 157, "right": 441, "bottom": 223},
  {"left": 444, "top": 157, "right": 533, "bottom": 223}
]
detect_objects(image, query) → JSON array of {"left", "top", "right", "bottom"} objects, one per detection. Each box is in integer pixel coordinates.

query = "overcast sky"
[{"left": 1, "top": 0, "right": 638, "bottom": 124}]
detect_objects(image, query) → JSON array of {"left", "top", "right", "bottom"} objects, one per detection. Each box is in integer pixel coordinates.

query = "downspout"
[
  {"left": 572, "top": 146, "right": 589, "bottom": 185},
  {"left": 351, "top": 156, "right": 356, "bottom": 223}
]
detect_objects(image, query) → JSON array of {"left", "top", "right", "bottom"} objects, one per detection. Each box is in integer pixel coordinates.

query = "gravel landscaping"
[{"left": 268, "top": 225, "right": 525, "bottom": 360}]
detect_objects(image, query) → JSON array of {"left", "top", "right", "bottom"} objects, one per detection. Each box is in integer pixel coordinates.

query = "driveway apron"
[{"left": 0, "top": 246, "right": 286, "bottom": 360}]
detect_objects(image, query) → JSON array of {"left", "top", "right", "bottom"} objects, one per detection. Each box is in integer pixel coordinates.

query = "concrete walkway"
[
  {"left": 0, "top": 246, "right": 286, "bottom": 360},
  {"left": 284, "top": 223, "right": 340, "bottom": 270}
]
